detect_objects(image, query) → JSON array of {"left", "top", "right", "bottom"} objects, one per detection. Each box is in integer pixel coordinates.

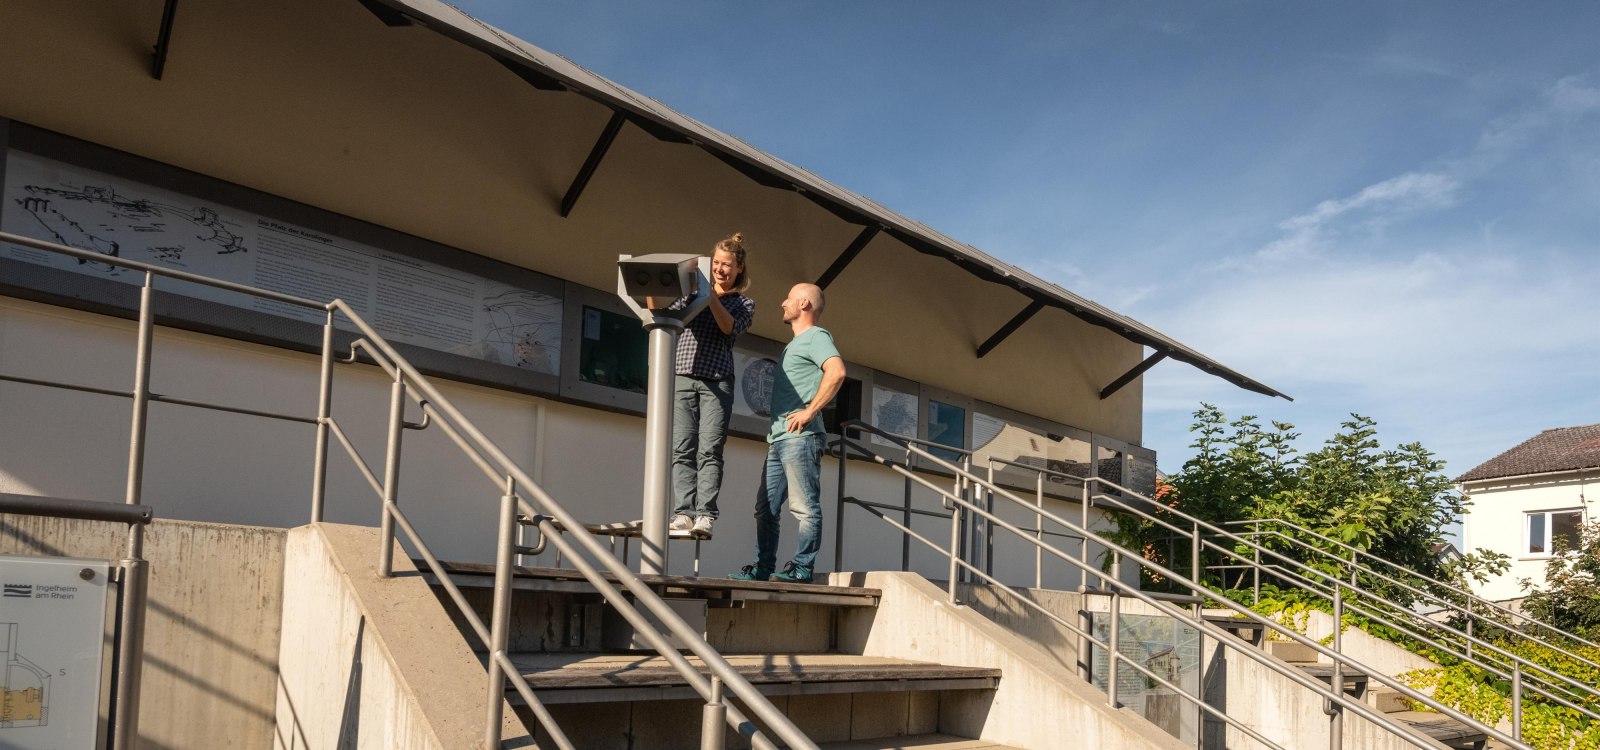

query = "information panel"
[
  {"left": 1, "top": 150, "right": 562, "bottom": 374},
  {"left": 0, "top": 555, "right": 111, "bottom": 749}
]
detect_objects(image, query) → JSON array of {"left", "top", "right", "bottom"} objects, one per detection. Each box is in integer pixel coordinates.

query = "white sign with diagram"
[{"left": 1, "top": 555, "right": 111, "bottom": 749}]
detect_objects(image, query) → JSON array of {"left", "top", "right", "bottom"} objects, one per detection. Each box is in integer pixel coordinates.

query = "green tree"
[{"left": 1520, "top": 522, "right": 1600, "bottom": 640}]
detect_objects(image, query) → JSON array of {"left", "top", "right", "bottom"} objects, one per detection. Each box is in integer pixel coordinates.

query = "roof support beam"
[
  {"left": 815, "top": 225, "right": 879, "bottom": 289},
  {"left": 976, "top": 299, "right": 1047, "bottom": 359},
  {"left": 560, "top": 111, "right": 627, "bottom": 218},
  {"left": 1099, "top": 352, "right": 1168, "bottom": 400},
  {"left": 358, "top": 0, "right": 414, "bottom": 26},
  {"left": 150, "top": 0, "right": 181, "bottom": 80}
]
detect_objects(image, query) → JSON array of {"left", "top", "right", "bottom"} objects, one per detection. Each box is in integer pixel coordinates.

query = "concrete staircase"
[
  {"left": 1264, "top": 640, "right": 1488, "bottom": 750},
  {"left": 430, "top": 562, "right": 1011, "bottom": 748}
]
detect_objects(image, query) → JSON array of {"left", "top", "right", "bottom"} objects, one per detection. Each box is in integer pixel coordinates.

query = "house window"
[{"left": 1527, "top": 509, "right": 1583, "bottom": 555}]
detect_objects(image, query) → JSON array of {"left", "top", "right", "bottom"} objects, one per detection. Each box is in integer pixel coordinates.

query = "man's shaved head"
[{"left": 792, "top": 283, "right": 825, "bottom": 316}]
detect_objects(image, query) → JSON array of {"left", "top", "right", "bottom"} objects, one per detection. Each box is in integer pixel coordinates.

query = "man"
[{"left": 730, "top": 283, "right": 845, "bottom": 584}]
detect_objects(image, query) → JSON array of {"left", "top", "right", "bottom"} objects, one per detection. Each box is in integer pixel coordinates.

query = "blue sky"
[{"left": 451, "top": 2, "right": 1600, "bottom": 488}]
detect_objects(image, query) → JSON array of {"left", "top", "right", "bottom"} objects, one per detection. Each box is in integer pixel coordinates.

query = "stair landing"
[{"left": 818, "top": 734, "right": 1026, "bottom": 749}]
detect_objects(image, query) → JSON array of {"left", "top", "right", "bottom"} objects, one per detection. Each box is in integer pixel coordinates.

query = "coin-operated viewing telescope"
[
  {"left": 619, "top": 253, "right": 702, "bottom": 308},
  {"left": 616, "top": 254, "right": 712, "bottom": 575}
]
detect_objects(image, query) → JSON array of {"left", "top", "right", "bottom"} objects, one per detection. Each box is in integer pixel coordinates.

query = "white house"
[{"left": 1458, "top": 423, "right": 1600, "bottom": 602}]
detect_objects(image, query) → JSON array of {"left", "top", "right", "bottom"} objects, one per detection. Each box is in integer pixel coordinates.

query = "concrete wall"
[
  {"left": 837, "top": 571, "right": 1189, "bottom": 750},
  {"left": 0, "top": 515, "right": 285, "bottom": 750},
  {"left": 1461, "top": 471, "right": 1599, "bottom": 601},
  {"left": 274, "top": 522, "right": 529, "bottom": 750}
]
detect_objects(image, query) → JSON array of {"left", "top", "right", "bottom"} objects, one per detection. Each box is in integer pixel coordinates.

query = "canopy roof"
[{"left": 362, "top": 0, "right": 1290, "bottom": 401}]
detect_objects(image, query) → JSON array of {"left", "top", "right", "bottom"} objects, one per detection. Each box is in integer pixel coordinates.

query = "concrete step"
[
  {"left": 817, "top": 734, "right": 1025, "bottom": 749},
  {"left": 1263, "top": 639, "right": 1321, "bottom": 664},
  {"left": 423, "top": 559, "right": 882, "bottom": 606},
  {"left": 1384, "top": 710, "right": 1489, "bottom": 750},
  {"left": 506, "top": 652, "right": 1001, "bottom": 704},
  {"left": 1296, "top": 664, "right": 1368, "bottom": 698},
  {"left": 1366, "top": 685, "right": 1412, "bottom": 713}
]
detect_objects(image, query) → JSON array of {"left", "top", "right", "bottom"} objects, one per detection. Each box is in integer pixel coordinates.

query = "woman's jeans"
[
  {"left": 671, "top": 375, "right": 734, "bottom": 519},
  {"left": 753, "top": 433, "right": 824, "bottom": 571}
]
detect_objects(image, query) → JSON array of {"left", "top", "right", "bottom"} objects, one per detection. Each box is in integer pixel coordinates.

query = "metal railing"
[
  {"left": 967, "top": 452, "right": 1600, "bottom": 744},
  {"left": 0, "top": 493, "right": 152, "bottom": 750},
  {"left": 831, "top": 420, "right": 1533, "bottom": 750},
  {"left": 0, "top": 230, "right": 815, "bottom": 750}
]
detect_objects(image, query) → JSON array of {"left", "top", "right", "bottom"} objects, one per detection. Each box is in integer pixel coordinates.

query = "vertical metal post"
[
  {"left": 110, "top": 532, "right": 147, "bottom": 750},
  {"left": 310, "top": 309, "right": 336, "bottom": 523},
  {"left": 377, "top": 371, "right": 406, "bottom": 577},
  {"left": 1328, "top": 583, "right": 1344, "bottom": 750},
  {"left": 901, "top": 446, "right": 913, "bottom": 572},
  {"left": 983, "top": 463, "right": 995, "bottom": 577},
  {"left": 639, "top": 324, "right": 680, "bottom": 575},
  {"left": 1349, "top": 549, "right": 1358, "bottom": 587},
  {"left": 1464, "top": 598, "right": 1474, "bottom": 660},
  {"left": 1081, "top": 479, "right": 1093, "bottom": 589},
  {"left": 483, "top": 477, "right": 517, "bottom": 749},
  {"left": 834, "top": 438, "right": 848, "bottom": 570},
  {"left": 1252, "top": 521, "right": 1262, "bottom": 606},
  {"left": 1035, "top": 472, "right": 1044, "bottom": 589},
  {"left": 125, "top": 273, "right": 156, "bottom": 507},
  {"left": 947, "top": 493, "right": 961, "bottom": 603},
  {"left": 1107, "top": 590, "right": 1122, "bottom": 708},
  {"left": 1512, "top": 662, "right": 1522, "bottom": 740},
  {"left": 700, "top": 676, "right": 727, "bottom": 750},
  {"left": 1190, "top": 522, "right": 1202, "bottom": 587}
]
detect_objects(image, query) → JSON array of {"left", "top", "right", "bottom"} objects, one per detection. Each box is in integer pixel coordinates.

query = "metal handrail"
[
  {"left": 834, "top": 420, "right": 1533, "bottom": 750},
  {"left": 0, "top": 230, "right": 814, "bottom": 750},
  {"left": 979, "top": 454, "right": 1600, "bottom": 737},
  {"left": 1226, "top": 517, "right": 1600, "bottom": 656}
]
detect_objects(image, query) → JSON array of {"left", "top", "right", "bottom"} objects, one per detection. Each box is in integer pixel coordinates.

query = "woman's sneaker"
[
  {"left": 691, "top": 516, "right": 714, "bottom": 539},
  {"left": 728, "top": 564, "right": 772, "bottom": 581},
  {"left": 768, "top": 561, "right": 813, "bottom": 584},
  {"left": 669, "top": 514, "right": 693, "bottom": 532}
]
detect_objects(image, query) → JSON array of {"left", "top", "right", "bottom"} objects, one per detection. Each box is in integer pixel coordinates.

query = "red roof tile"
[{"left": 1457, "top": 423, "right": 1600, "bottom": 482}]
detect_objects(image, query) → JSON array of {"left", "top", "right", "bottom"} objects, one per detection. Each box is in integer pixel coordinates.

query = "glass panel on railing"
[
  {"left": 578, "top": 305, "right": 648, "bottom": 393},
  {"left": 927, "top": 399, "right": 966, "bottom": 462},
  {"left": 1090, "top": 610, "right": 1201, "bottom": 744},
  {"left": 870, "top": 384, "right": 918, "bottom": 447},
  {"left": 1096, "top": 445, "right": 1125, "bottom": 497},
  {"left": 1128, "top": 450, "right": 1158, "bottom": 499}
]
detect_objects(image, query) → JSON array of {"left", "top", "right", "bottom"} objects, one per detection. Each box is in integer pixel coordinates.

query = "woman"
[{"left": 671, "top": 233, "right": 756, "bottom": 539}]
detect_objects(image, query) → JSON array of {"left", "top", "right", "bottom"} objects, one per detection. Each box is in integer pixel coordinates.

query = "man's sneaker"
[
  {"left": 728, "top": 564, "right": 772, "bottom": 581},
  {"left": 669, "top": 514, "right": 693, "bottom": 532},
  {"left": 768, "top": 562, "right": 813, "bottom": 584},
  {"left": 691, "top": 515, "right": 714, "bottom": 539}
]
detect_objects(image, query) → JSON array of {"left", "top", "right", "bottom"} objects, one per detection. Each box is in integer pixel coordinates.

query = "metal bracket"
[
  {"left": 1098, "top": 352, "right": 1168, "bottom": 400},
  {"left": 815, "top": 225, "right": 880, "bottom": 289},
  {"left": 150, "top": 0, "right": 180, "bottom": 80},
  {"left": 560, "top": 111, "right": 627, "bottom": 217},
  {"left": 975, "top": 299, "right": 1047, "bottom": 358}
]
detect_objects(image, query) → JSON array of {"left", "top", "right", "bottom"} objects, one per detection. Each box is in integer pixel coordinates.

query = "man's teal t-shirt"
[{"left": 767, "top": 326, "right": 841, "bottom": 443}]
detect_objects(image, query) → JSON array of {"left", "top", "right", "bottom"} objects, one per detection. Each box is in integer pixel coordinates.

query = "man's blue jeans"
[
  {"left": 753, "top": 433, "right": 824, "bottom": 571},
  {"left": 672, "top": 375, "right": 734, "bottom": 519}
]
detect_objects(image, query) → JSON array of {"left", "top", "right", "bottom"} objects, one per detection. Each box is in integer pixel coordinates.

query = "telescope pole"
[{"left": 640, "top": 320, "right": 682, "bottom": 575}]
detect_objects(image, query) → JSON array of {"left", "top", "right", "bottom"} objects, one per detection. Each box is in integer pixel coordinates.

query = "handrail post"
[
  {"left": 1252, "top": 520, "right": 1261, "bottom": 606},
  {"left": 1512, "top": 662, "right": 1522, "bottom": 740},
  {"left": 701, "top": 676, "right": 727, "bottom": 750},
  {"left": 483, "top": 476, "right": 517, "bottom": 749},
  {"left": 1328, "top": 582, "right": 1344, "bottom": 750},
  {"left": 1464, "top": 598, "right": 1474, "bottom": 660},
  {"left": 901, "top": 445, "right": 913, "bottom": 572},
  {"left": 983, "top": 463, "right": 995, "bottom": 577},
  {"left": 1190, "top": 521, "right": 1202, "bottom": 588},
  {"left": 1035, "top": 471, "right": 1044, "bottom": 589},
  {"left": 110, "top": 538, "right": 147, "bottom": 750},
  {"left": 947, "top": 489, "right": 961, "bottom": 603},
  {"left": 377, "top": 370, "right": 406, "bottom": 577},
  {"left": 1081, "top": 478, "right": 1093, "bottom": 589},
  {"left": 125, "top": 273, "right": 156, "bottom": 507},
  {"left": 1107, "top": 587, "right": 1121, "bottom": 708},
  {"left": 310, "top": 308, "right": 336, "bottom": 523},
  {"left": 838, "top": 434, "right": 851, "bottom": 569}
]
